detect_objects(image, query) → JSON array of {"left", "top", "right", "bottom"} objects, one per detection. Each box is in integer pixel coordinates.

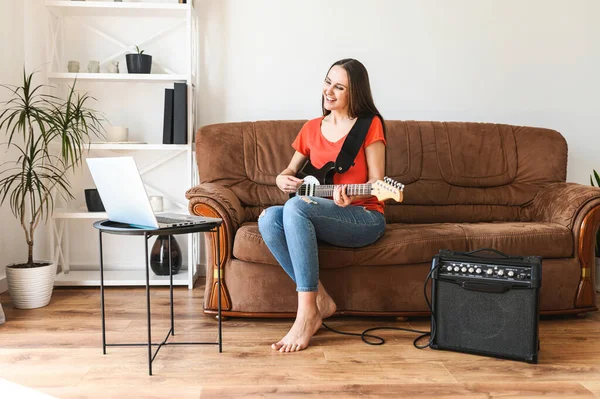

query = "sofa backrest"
[{"left": 195, "top": 120, "right": 567, "bottom": 224}]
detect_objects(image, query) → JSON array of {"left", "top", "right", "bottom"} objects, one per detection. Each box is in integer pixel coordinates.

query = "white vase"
[
  {"left": 596, "top": 257, "right": 600, "bottom": 293},
  {"left": 6, "top": 262, "right": 57, "bottom": 309}
]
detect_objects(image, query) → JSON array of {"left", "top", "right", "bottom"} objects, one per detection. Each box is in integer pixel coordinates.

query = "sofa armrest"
[
  {"left": 186, "top": 183, "right": 245, "bottom": 311},
  {"left": 529, "top": 182, "right": 600, "bottom": 228},
  {"left": 528, "top": 182, "right": 600, "bottom": 310},
  {"left": 186, "top": 182, "right": 244, "bottom": 231}
]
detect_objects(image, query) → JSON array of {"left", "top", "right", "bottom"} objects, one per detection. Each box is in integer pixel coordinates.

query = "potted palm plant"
[
  {"left": 0, "top": 70, "right": 103, "bottom": 309},
  {"left": 591, "top": 169, "right": 600, "bottom": 292}
]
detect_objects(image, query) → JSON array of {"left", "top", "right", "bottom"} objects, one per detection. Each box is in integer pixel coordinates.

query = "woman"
[{"left": 258, "top": 58, "right": 387, "bottom": 352}]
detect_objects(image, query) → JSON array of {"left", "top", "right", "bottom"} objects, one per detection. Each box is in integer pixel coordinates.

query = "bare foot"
[
  {"left": 317, "top": 281, "right": 337, "bottom": 319},
  {"left": 271, "top": 308, "right": 322, "bottom": 352}
]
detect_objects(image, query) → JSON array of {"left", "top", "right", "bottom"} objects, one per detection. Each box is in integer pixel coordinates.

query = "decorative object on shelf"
[
  {"left": 0, "top": 70, "right": 104, "bottom": 309},
  {"left": 590, "top": 169, "right": 600, "bottom": 292},
  {"left": 87, "top": 60, "right": 100, "bottom": 73},
  {"left": 0, "top": 302, "right": 5, "bottom": 325},
  {"left": 150, "top": 235, "right": 182, "bottom": 276},
  {"left": 173, "top": 82, "right": 187, "bottom": 144},
  {"left": 107, "top": 60, "right": 119, "bottom": 73},
  {"left": 106, "top": 126, "right": 129, "bottom": 142},
  {"left": 84, "top": 189, "right": 105, "bottom": 212},
  {"left": 162, "top": 88, "right": 174, "bottom": 144},
  {"left": 126, "top": 45, "right": 152, "bottom": 74},
  {"left": 149, "top": 196, "right": 164, "bottom": 212},
  {"left": 67, "top": 60, "right": 80, "bottom": 73}
]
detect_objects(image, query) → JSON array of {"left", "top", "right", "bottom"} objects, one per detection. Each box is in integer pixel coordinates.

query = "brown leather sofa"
[{"left": 186, "top": 120, "right": 600, "bottom": 318}]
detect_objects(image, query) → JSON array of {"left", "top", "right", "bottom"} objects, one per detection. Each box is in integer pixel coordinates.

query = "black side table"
[{"left": 93, "top": 219, "right": 223, "bottom": 375}]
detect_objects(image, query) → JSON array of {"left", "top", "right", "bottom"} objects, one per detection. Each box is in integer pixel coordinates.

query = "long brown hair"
[{"left": 321, "top": 58, "right": 386, "bottom": 135}]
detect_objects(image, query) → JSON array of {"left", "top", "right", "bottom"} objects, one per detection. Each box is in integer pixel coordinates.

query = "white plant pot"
[
  {"left": 596, "top": 257, "right": 600, "bottom": 293},
  {"left": 6, "top": 261, "right": 57, "bottom": 309}
]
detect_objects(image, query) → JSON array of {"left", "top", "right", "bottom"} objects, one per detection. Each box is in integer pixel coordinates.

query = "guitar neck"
[{"left": 309, "top": 183, "right": 372, "bottom": 197}]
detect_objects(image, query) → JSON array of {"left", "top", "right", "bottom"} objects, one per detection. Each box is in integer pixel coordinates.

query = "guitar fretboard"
[{"left": 297, "top": 184, "right": 372, "bottom": 197}]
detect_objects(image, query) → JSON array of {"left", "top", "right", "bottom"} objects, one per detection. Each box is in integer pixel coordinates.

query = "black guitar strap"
[{"left": 334, "top": 115, "right": 375, "bottom": 174}]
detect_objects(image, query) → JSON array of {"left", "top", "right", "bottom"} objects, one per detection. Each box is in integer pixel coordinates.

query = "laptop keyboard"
[{"left": 156, "top": 216, "right": 195, "bottom": 225}]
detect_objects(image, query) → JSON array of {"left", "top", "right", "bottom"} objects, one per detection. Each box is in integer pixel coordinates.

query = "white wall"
[
  {"left": 197, "top": 0, "right": 600, "bottom": 184},
  {"left": 0, "top": 0, "right": 26, "bottom": 292}
]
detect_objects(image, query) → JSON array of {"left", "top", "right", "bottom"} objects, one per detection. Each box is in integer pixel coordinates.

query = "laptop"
[{"left": 86, "top": 157, "right": 220, "bottom": 229}]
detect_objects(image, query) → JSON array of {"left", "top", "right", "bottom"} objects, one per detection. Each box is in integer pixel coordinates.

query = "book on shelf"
[
  {"left": 173, "top": 82, "right": 187, "bottom": 144},
  {"left": 162, "top": 88, "right": 174, "bottom": 144}
]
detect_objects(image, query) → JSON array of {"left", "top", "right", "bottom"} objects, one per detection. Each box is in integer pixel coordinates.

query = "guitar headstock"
[{"left": 371, "top": 177, "right": 404, "bottom": 202}]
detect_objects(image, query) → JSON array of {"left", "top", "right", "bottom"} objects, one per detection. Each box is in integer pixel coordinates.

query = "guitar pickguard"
[
  {"left": 302, "top": 175, "right": 320, "bottom": 186},
  {"left": 296, "top": 160, "right": 336, "bottom": 185}
]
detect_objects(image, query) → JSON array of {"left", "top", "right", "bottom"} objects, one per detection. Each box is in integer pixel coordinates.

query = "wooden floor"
[{"left": 1, "top": 281, "right": 600, "bottom": 399}]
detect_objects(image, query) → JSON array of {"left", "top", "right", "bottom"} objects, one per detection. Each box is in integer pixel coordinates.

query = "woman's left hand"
[{"left": 333, "top": 185, "right": 355, "bottom": 207}]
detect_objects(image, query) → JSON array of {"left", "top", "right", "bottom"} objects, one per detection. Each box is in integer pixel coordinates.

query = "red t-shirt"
[{"left": 292, "top": 116, "right": 387, "bottom": 214}]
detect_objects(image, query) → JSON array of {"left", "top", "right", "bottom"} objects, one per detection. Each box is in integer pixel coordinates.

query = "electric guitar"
[{"left": 291, "top": 159, "right": 405, "bottom": 202}]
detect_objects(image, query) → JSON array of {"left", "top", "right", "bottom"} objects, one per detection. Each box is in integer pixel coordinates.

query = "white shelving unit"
[
  {"left": 46, "top": 0, "right": 200, "bottom": 288},
  {"left": 47, "top": 72, "right": 188, "bottom": 82},
  {"left": 46, "top": 1, "right": 190, "bottom": 13},
  {"left": 55, "top": 270, "right": 189, "bottom": 287}
]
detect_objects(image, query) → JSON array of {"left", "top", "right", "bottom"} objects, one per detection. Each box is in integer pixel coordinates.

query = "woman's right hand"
[{"left": 276, "top": 174, "right": 304, "bottom": 194}]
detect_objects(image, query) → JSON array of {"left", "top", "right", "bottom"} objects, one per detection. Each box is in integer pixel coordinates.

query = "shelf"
[
  {"left": 52, "top": 208, "right": 187, "bottom": 219},
  {"left": 86, "top": 143, "right": 188, "bottom": 150},
  {"left": 51, "top": 142, "right": 188, "bottom": 151},
  {"left": 46, "top": 1, "right": 192, "bottom": 17},
  {"left": 53, "top": 207, "right": 188, "bottom": 219},
  {"left": 53, "top": 209, "right": 107, "bottom": 219},
  {"left": 54, "top": 269, "right": 190, "bottom": 287},
  {"left": 48, "top": 72, "right": 188, "bottom": 83}
]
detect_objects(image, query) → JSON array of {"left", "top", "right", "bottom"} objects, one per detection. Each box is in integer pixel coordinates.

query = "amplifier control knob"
[
  {"left": 486, "top": 269, "right": 494, "bottom": 275},
  {"left": 468, "top": 267, "right": 474, "bottom": 273},
  {"left": 454, "top": 266, "right": 460, "bottom": 272},
  {"left": 476, "top": 268, "right": 482, "bottom": 274},
  {"left": 498, "top": 270, "right": 505, "bottom": 276},
  {"left": 447, "top": 266, "right": 453, "bottom": 271},
  {"left": 461, "top": 267, "right": 467, "bottom": 272},
  {"left": 507, "top": 271, "right": 514, "bottom": 277}
]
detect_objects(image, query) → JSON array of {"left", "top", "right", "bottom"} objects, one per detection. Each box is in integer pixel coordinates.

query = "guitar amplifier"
[{"left": 430, "top": 249, "right": 542, "bottom": 364}]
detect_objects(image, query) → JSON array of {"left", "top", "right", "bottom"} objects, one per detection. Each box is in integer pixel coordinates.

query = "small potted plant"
[
  {"left": 126, "top": 45, "right": 152, "bottom": 74},
  {"left": 0, "top": 70, "right": 104, "bottom": 309},
  {"left": 590, "top": 169, "right": 600, "bottom": 292}
]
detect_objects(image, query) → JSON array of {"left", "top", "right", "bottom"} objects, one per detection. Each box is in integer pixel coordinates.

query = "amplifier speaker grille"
[{"left": 433, "top": 279, "right": 537, "bottom": 361}]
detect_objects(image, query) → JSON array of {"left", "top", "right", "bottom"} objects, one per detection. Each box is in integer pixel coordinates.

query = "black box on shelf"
[
  {"left": 162, "top": 88, "right": 174, "bottom": 144},
  {"left": 173, "top": 82, "right": 187, "bottom": 144}
]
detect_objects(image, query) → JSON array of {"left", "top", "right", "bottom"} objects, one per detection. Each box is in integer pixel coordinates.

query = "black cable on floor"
[{"left": 321, "top": 264, "right": 439, "bottom": 349}]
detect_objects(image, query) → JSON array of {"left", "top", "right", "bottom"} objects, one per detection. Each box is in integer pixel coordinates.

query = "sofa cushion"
[
  {"left": 434, "top": 122, "right": 518, "bottom": 188},
  {"left": 233, "top": 221, "right": 572, "bottom": 268},
  {"left": 460, "top": 222, "right": 572, "bottom": 258},
  {"left": 385, "top": 120, "right": 423, "bottom": 185}
]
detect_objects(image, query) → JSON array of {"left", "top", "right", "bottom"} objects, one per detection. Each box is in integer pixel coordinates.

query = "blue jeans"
[{"left": 258, "top": 196, "right": 386, "bottom": 292}]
